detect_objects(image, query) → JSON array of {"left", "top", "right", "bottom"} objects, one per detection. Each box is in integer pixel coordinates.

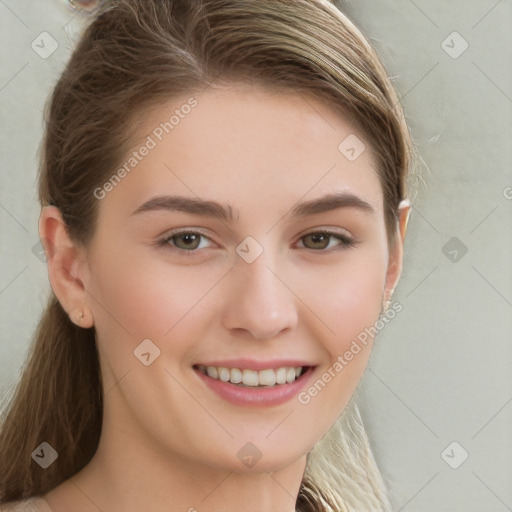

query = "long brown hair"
[{"left": 0, "top": 1, "right": 413, "bottom": 509}]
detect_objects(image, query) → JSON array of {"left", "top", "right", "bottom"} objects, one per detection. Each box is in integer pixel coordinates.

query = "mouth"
[
  {"left": 192, "top": 362, "right": 316, "bottom": 407},
  {"left": 194, "top": 364, "right": 309, "bottom": 388}
]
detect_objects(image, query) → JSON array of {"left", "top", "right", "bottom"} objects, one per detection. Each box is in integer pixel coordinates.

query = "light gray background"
[{"left": 1, "top": 1, "right": 511, "bottom": 510}]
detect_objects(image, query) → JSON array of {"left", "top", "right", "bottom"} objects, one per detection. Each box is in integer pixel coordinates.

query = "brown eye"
[
  {"left": 169, "top": 233, "right": 202, "bottom": 250},
  {"left": 299, "top": 231, "right": 356, "bottom": 251},
  {"left": 158, "top": 229, "right": 215, "bottom": 255},
  {"left": 302, "top": 232, "right": 331, "bottom": 250}
]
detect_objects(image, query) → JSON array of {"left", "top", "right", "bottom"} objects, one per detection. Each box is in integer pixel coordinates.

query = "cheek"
[
  {"left": 294, "top": 252, "right": 386, "bottom": 426},
  {"left": 90, "top": 262, "right": 163, "bottom": 339},
  {"left": 86, "top": 248, "right": 225, "bottom": 352},
  {"left": 295, "top": 249, "right": 387, "bottom": 353}
]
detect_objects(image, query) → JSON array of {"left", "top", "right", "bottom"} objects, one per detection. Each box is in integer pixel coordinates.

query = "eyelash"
[{"left": 156, "top": 228, "right": 358, "bottom": 255}]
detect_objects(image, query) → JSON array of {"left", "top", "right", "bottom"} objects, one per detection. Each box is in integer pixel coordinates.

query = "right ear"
[{"left": 38, "top": 206, "right": 94, "bottom": 328}]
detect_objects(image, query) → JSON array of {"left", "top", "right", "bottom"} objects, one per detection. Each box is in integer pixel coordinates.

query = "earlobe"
[
  {"left": 39, "top": 206, "right": 94, "bottom": 328},
  {"left": 73, "top": 308, "right": 94, "bottom": 329}
]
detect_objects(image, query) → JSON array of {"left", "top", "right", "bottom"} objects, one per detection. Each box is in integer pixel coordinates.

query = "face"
[{"left": 79, "top": 84, "right": 403, "bottom": 473}]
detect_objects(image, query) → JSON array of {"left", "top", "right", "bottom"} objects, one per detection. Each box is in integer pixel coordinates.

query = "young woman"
[{"left": 0, "top": 0, "right": 414, "bottom": 510}]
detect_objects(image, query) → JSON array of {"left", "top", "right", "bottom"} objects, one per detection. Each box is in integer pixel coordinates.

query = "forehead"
[{"left": 98, "top": 84, "right": 384, "bottom": 221}]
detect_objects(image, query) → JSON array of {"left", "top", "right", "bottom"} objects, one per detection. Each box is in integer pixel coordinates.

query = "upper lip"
[{"left": 194, "top": 358, "right": 315, "bottom": 371}]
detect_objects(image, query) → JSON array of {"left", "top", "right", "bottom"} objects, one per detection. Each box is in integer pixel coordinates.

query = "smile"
[
  {"left": 195, "top": 364, "right": 305, "bottom": 387},
  {"left": 193, "top": 361, "right": 316, "bottom": 407}
]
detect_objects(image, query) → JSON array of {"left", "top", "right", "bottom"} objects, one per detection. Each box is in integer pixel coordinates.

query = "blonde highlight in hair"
[
  {"left": 1, "top": 1, "right": 412, "bottom": 509},
  {"left": 298, "top": 400, "right": 392, "bottom": 511}
]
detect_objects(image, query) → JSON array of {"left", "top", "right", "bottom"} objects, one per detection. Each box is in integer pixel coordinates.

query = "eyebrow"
[{"left": 129, "top": 192, "right": 375, "bottom": 222}]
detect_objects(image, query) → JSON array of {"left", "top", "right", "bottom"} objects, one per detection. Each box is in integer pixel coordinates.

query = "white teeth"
[
  {"left": 230, "top": 368, "right": 242, "bottom": 384},
  {"left": 206, "top": 366, "right": 218, "bottom": 379},
  {"left": 199, "top": 365, "right": 305, "bottom": 387},
  {"left": 286, "top": 368, "right": 296, "bottom": 383},
  {"left": 276, "top": 367, "right": 287, "bottom": 384},
  {"left": 258, "top": 369, "right": 276, "bottom": 387},
  {"left": 242, "top": 369, "right": 259, "bottom": 386},
  {"left": 218, "top": 367, "right": 230, "bottom": 382}
]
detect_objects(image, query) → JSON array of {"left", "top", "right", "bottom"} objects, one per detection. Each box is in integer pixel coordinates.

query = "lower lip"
[{"left": 194, "top": 367, "right": 315, "bottom": 407}]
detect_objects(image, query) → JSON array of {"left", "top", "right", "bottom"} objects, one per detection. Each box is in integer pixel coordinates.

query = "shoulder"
[{"left": 0, "top": 497, "right": 53, "bottom": 512}]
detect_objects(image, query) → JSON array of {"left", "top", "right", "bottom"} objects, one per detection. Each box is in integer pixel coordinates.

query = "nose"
[{"left": 221, "top": 251, "right": 299, "bottom": 340}]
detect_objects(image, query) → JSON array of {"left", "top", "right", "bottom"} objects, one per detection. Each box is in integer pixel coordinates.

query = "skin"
[{"left": 40, "top": 84, "right": 410, "bottom": 512}]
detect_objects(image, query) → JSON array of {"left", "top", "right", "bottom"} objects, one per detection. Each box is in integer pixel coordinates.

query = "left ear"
[{"left": 383, "top": 199, "right": 411, "bottom": 301}]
